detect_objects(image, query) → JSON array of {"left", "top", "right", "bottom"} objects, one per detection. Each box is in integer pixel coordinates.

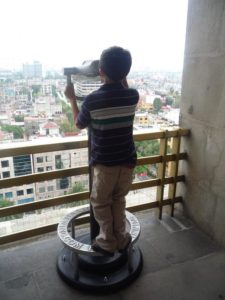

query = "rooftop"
[
  {"left": 42, "top": 121, "right": 58, "bottom": 129},
  {"left": 1, "top": 208, "right": 224, "bottom": 300}
]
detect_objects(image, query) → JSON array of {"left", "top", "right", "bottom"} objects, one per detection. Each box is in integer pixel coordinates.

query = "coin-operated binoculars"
[
  {"left": 57, "top": 60, "right": 143, "bottom": 292},
  {"left": 64, "top": 60, "right": 100, "bottom": 84}
]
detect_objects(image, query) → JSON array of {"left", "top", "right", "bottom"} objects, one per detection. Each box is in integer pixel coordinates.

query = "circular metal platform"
[{"left": 57, "top": 207, "right": 143, "bottom": 292}]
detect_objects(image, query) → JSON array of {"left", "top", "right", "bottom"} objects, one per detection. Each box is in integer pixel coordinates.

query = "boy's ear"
[
  {"left": 99, "top": 68, "right": 105, "bottom": 76},
  {"left": 98, "top": 68, "right": 104, "bottom": 76}
]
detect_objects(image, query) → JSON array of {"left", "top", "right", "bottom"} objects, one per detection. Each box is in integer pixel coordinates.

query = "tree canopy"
[
  {"left": 1, "top": 124, "right": 24, "bottom": 139},
  {"left": 134, "top": 140, "right": 160, "bottom": 177},
  {"left": 0, "top": 199, "right": 14, "bottom": 208},
  {"left": 60, "top": 101, "right": 80, "bottom": 133},
  {"left": 153, "top": 97, "right": 162, "bottom": 113},
  {"left": 31, "top": 85, "right": 42, "bottom": 97},
  {"left": 71, "top": 182, "right": 87, "bottom": 193},
  {"left": 135, "top": 140, "right": 160, "bottom": 157}
]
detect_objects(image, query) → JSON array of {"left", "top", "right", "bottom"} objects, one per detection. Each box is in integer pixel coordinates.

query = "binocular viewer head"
[{"left": 64, "top": 60, "right": 100, "bottom": 83}]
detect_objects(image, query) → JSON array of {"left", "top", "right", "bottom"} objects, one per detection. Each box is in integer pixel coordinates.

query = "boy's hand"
[{"left": 64, "top": 83, "right": 76, "bottom": 101}]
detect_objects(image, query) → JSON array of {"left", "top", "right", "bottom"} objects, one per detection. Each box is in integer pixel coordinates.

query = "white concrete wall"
[{"left": 180, "top": 0, "right": 225, "bottom": 246}]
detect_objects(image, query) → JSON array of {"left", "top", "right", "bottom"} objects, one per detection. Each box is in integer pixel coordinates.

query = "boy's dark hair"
[{"left": 99, "top": 46, "right": 132, "bottom": 81}]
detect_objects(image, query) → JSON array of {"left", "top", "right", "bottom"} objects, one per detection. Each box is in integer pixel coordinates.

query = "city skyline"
[{"left": 0, "top": 0, "right": 188, "bottom": 72}]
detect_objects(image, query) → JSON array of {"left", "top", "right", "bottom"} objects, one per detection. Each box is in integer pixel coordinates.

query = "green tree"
[
  {"left": 63, "top": 182, "right": 88, "bottom": 208},
  {"left": 60, "top": 101, "right": 80, "bottom": 133},
  {"left": 0, "top": 199, "right": 14, "bottom": 208},
  {"left": 1, "top": 124, "right": 24, "bottom": 139},
  {"left": 135, "top": 140, "right": 160, "bottom": 157},
  {"left": 19, "top": 87, "right": 29, "bottom": 95},
  {"left": 61, "top": 101, "right": 72, "bottom": 117},
  {"left": 134, "top": 140, "right": 160, "bottom": 178},
  {"left": 133, "top": 165, "right": 149, "bottom": 176},
  {"left": 169, "top": 87, "right": 174, "bottom": 95},
  {"left": 51, "top": 85, "right": 57, "bottom": 97},
  {"left": 71, "top": 182, "right": 87, "bottom": 193},
  {"left": 31, "top": 85, "right": 42, "bottom": 97},
  {"left": 153, "top": 97, "right": 162, "bottom": 113},
  {"left": 173, "top": 94, "right": 181, "bottom": 108},
  {"left": 0, "top": 199, "right": 24, "bottom": 221},
  {"left": 165, "top": 96, "right": 174, "bottom": 106},
  {"left": 59, "top": 119, "right": 75, "bottom": 133},
  {"left": 14, "top": 115, "right": 24, "bottom": 122}
]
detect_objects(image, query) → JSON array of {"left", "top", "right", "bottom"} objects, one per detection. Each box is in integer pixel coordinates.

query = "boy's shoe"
[
  {"left": 118, "top": 236, "right": 132, "bottom": 253},
  {"left": 92, "top": 240, "right": 114, "bottom": 257}
]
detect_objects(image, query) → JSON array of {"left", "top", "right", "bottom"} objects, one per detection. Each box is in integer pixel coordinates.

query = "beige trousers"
[{"left": 90, "top": 165, "right": 133, "bottom": 252}]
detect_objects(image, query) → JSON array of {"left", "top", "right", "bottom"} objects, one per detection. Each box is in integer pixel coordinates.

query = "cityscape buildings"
[{"left": 0, "top": 64, "right": 181, "bottom": 207}]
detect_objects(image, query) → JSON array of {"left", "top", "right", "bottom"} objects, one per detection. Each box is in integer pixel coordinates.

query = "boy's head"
[{"left": 99, "top": 46, "right": 132, "bottom": 82}]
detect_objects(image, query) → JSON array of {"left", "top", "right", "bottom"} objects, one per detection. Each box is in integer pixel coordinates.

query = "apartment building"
[
  {"left": 0, "top": 146, "right": 89, "bottom": 205},
  {"left": 34, "top": 96, "right": 62, "bottom": 117},
  {"left": 42, "top": 82, "right": 52, "bottom": 96},
  {"left": 135, "top": 112, "right": 152, "bottom": 127},
  {"left": 23, "top": 61, "right": 42, "bottom": 79},
  {"left": 0, "top": 155, "right": 35, "bottom": 204},
  {"left": 24, "top": 116, "right": 49, "bottom": 136},
  {"left": 33, "top": 148, "right": 88, "bottom": 200}
]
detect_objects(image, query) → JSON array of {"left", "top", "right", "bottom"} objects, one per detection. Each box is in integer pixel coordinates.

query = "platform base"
[{"left": 57, "top": 235, "right": 143, "bottom": 292}]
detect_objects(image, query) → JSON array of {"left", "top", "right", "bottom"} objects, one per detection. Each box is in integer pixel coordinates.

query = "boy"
[{"left": 65, "top": 46, "right": 139, "bottom": 256}]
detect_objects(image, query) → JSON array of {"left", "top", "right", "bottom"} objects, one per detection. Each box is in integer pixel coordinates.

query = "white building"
[
  {"left": 34, "top": 96, "right": 62, "bottom": 117},
  {"left": 0, "top": 131, "right": 14, "bottom": 143},
  {"left": 0, "top": 115, "right": 10, "bottom": 124},
  {"left": 135, "top": 112, "right": 152, "bottom": 127},
  {"left": 0, "top": 156, "right": 35, "bottom": 205},
  {"left": 39, "top": 121, "right": 60, "bottom": 136},
  {"left": 33, "top": 147, "right": 88, "bottom": 200},
  {"left": 0, "top": 145, "right": 89, "bottom": 204},
  {"left": 23, "top": 61, "right": 42, "bottom": 79},
  {"left": 162, "top": 108, "right": 180, "bottom": 125},
  {"left": 42, "top": 82, "right": 52, "bottom": 96},
  {"left": 74, "top": 80, "right": 102, "bottom": 98}
]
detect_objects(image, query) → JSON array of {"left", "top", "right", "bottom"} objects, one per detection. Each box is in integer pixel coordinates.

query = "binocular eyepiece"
[{"left": 64, "top": 60, "right": 100, "bottom": 84}]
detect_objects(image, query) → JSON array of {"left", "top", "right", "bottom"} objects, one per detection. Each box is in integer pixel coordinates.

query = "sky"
[{"left": 0, "top": 0, "right": 188, "bottom": 72}]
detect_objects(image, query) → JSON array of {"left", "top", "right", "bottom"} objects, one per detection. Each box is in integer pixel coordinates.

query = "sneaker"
[{"left": 92, "top": 241, "right": 114, "bottom": 257}]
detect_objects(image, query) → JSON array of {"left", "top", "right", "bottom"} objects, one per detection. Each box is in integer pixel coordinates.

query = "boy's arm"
[{"left": 64, "top": 83, "right": 79, "bottom": 125}]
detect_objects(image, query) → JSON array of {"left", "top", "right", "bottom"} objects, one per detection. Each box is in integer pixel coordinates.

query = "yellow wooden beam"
[
  {"left": 0, "top": 176, "right": 185, "bottom": 218},
  {"left": 0, "top": 137, "right": 88, "bottom": 158},
  {"left": 168, "top": 129, "right": 182, "bottom": 216},
  {"left": 0, "top": 166, "right": 89, "bottom": 189},
  {"left": 0, "top": 129, "right": 190, "bottom": 159},
  {"left": 156, "top": 130, "right": 169, "bottom": 219}
]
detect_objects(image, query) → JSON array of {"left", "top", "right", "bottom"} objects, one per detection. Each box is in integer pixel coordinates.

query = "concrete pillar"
[{"left": 180, "top": 0, "right": 225, "bottom": 246}]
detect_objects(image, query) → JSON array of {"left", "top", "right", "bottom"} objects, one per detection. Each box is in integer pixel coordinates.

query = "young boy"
[{"left": 65, "top": 46, "right": 139, "bottom": 256}]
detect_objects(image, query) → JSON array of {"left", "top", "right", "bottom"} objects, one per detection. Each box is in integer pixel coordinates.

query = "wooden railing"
[{"left": 0, "top": 128, "right": 189, "bottom": 244}]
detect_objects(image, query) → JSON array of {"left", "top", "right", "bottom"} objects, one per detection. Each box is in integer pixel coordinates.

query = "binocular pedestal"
[{"left": 57, "top": 207, "right": 143, "bottom": 292}]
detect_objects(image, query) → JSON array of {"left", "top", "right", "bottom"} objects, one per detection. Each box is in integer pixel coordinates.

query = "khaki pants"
[{"left": 90, "top": 165, "right": 133, "bottom": 252}]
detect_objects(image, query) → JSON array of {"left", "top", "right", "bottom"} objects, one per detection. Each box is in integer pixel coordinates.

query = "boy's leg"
[
  {"left": 90, "top": 165, "right": 118, "bottom": 252},
  {"left": 112, "top": 166, "right": 133, "bottom": 250}
]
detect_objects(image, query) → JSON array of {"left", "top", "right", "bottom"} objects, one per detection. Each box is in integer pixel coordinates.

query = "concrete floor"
[{"left": 1, "top": 208, "right": 225, "bottom": 300}]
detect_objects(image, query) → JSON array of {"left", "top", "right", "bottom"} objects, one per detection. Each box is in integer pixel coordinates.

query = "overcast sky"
[{"left": 0, "top": 0, "right": 188, "bottom": 72}]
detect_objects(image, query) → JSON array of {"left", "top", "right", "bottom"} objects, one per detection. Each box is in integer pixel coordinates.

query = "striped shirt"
[{"left": 76, "top": 82, "right": 139, "bottom": 166}]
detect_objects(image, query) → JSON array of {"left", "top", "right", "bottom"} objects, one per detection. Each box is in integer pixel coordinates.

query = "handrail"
[{"left": 0, "top": 128, "right": 189, "bottom": 158}]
